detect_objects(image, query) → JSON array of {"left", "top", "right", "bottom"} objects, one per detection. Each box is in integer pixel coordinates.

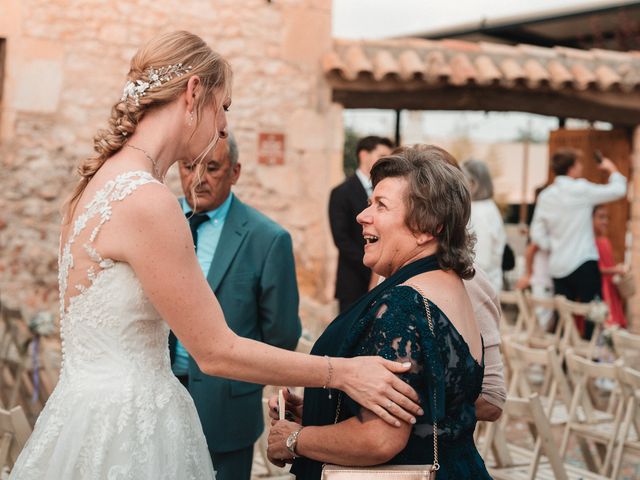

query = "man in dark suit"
[
  {"left": 170, "top": 133, "right": 301, "bottom": 480},
  {"left": 328, "top": 135, "right": 393, "bottom": 313}
]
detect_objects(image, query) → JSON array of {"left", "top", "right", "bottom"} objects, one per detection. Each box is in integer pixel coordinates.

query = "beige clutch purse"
[
  {"left": 321, "top": 464, "right": 436, "bottom": 479},
  {"left": 321, "top": 285, "right": 438, "bottom": 480}
]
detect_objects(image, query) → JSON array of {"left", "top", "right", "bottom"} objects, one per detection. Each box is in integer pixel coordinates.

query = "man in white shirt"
[{"left": 530, "top": 148, "right": 627, "bottom": 338}]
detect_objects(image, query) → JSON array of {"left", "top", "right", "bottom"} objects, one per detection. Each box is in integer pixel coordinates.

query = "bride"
[{"left": 9, "top": 31, "right": 421, "bottom": 479}]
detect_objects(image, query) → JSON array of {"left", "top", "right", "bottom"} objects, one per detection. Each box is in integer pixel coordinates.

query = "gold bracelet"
[{"left": 323, "top": 355, "right": 333, "bottom": 399}]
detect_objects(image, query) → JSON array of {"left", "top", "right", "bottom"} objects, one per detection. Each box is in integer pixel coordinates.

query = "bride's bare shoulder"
[
  {"left": 119, "top": 182, "right": 185, "bottom": 229},
  {"left": 100, "top": 180, "right": 191, "bottom": 263}
]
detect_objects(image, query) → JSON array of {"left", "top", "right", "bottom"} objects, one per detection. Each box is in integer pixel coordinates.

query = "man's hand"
[{"left": 598, "top": 157, "right": 618, "bottom": 175}]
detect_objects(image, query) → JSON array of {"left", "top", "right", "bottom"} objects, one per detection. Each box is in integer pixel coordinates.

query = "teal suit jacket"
[{"left": 181, "top": 196, "right": 301, "bottom": 453}]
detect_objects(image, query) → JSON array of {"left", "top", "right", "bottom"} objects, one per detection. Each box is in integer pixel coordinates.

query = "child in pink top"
[{"left": 593, "top": 205, "right": 627, "bottom": 328}]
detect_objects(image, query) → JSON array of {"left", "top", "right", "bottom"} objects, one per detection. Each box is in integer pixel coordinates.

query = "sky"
[
  {"left": 332, "top": 0, "right": 612, "bottom": 142},
  {"left": 333, "top": 0, "right": 614, "bottom": 39}
]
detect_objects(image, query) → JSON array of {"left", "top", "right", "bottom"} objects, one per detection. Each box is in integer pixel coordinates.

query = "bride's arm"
[{"left": 114, "top": 186, "right": 422, "bottom": 426}]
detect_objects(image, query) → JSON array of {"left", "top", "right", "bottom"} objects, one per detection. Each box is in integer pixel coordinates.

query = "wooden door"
[{"left": 548, "top": 128, "right": 631, "bottom": 264}]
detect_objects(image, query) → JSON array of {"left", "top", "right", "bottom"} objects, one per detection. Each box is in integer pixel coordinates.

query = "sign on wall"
[{"left": 258, "top": 133, "right": 285, "bottom": 166}]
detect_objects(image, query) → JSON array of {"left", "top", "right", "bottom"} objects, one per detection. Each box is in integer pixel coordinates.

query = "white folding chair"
[
  {"left": 488, "top": 394, "right": 610, "bottom": 480},
  {"left": 612, "top": 329, "right": 640, "bottom": 369},
  {"left": 502, "top": 338, "right": 573, "bottom": 426},
  {"left": 555, "top": 296, "right": 606, "bottom": 360},
  {"left": 499, "top": 290, "right": 530, "bottom": 335},
  {"left": 560, "top": 350, "right": 624, "bottom": 475},
  {"left": 0, "top": 405, "right": 31, "bottom": 473},
  {"left": 610, "top": 364, "right": 640, "bottom": 480}
]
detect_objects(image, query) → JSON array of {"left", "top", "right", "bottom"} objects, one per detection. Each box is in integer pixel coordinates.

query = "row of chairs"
[
  {"left": 0, "top": 406, "right": 31, "bottom": 474},
  {"left": 0, "top": 298, "right": 57, "bottom": 473},
  {"left": 499, "top": 289, "right": 609, "bottom": 360},
  {"left": 0, "top": 298, "right": 59, "bottom": 424},
  {"left": 484, "top": 358, "right": 640, "bottom": 479},
  {"left": 480, "top": 289, "right": 640, "bottom": 480}
]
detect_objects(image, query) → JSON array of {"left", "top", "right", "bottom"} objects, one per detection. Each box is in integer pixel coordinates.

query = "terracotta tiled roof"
[{"left": 324, "top": 38, "right": 640, "bottom": 92}]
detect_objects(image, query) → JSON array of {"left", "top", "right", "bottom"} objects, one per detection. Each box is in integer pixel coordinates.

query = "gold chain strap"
[
  {"left": 333, "top": 284, "right": 439, "bottom": 471},
  {"left": 408, "top": 284, "right": 440, "bottom": 472}
]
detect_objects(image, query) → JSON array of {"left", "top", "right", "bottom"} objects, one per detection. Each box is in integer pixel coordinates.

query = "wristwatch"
[{"left": 285, "top": 427, "right": 303, "bottom": 458}]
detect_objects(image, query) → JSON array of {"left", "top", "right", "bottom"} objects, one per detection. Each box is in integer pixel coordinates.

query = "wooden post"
[
  {"left": 519, "top": 128, "right": 530, "bottom": 224},
  {"left": 629, "top": 125, "right": 640, "bottom": 333}
]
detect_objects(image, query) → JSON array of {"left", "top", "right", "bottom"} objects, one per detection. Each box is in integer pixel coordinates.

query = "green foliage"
[
  {"left": 514, "top": 127, "right": 547, "bottom": 144},
  {"left": 343, "top": 127, "right": 359, "bottom": 177}
]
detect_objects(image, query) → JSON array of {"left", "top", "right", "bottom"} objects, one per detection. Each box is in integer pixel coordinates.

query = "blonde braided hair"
[{"left": 64, "top": 31, "right": 232, "bottom": 220}]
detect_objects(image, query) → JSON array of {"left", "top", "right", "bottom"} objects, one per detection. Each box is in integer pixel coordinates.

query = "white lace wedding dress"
[{"left": 10, "top": 172, "right": 216, "bottom": 479}]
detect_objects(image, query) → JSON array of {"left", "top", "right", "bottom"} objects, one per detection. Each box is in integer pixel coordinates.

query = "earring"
[{"left": 188, "top": 111, "right": 194, "bottom": 126}]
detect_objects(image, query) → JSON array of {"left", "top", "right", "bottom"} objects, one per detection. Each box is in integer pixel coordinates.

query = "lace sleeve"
[{"left": 344, "top": 287, "right": 445, "bottom": 425}]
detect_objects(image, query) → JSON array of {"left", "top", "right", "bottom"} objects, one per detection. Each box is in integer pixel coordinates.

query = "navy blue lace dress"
[{"left": 291, "top": 285, "right": 492, "bottom": 480}]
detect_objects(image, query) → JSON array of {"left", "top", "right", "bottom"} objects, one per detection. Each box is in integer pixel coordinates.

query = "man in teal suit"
[{"left": 170, "top": 133, "right": 301, "bottom": 479}]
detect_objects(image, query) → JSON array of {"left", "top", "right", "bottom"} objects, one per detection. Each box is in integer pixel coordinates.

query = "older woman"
[
  {"left": 463, "top": 159, "right": 507, "bottom": 293},
  {"left": 268, "top": 145, "right": 492, "bottom": 479}
]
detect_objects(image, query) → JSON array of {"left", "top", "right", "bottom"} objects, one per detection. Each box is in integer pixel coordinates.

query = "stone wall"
[{"left": 0, "top": 0, "right": 343, "bottom": 327}]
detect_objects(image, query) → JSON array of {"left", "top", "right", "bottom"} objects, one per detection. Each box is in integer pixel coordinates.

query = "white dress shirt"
[
  {"left": 355, "top": 168, "right": 373, "bottom": 198},
  {"left": 530, "top": 172, "right": 627, "bottom": 279},
  {"left": 468, "top": 199, "right": 506, "bottom": 292}
]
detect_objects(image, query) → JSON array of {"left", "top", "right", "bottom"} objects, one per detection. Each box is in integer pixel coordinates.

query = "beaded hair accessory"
[{"left": 121, "top": 63, "right": 193, "bottom": 105}]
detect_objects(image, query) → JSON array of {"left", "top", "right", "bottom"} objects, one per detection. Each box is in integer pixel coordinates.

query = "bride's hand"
[{"left": 332, "top": 356, "right": 423, "bottom": 427}]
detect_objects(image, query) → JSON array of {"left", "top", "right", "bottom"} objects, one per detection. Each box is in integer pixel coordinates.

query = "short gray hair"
[
  {"left": 462, "top": 159, "right": 494, "bottom": 201},
  {"left": 226, "top": 132, "right": 239, "bottom": 166}
]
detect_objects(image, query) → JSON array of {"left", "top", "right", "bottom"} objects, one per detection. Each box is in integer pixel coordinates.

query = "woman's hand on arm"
[
  {"left": 268, "top": 410, "right": 411, "bottom": 468},
  {"left": 269, "top": 364, "right": 423, "bottom": 427},
  {"left": 266, "top": 359, "right": 422, "bottom": 427},
  {"left": 333, "top": 356, "right": 423, "bottom": 427}
]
